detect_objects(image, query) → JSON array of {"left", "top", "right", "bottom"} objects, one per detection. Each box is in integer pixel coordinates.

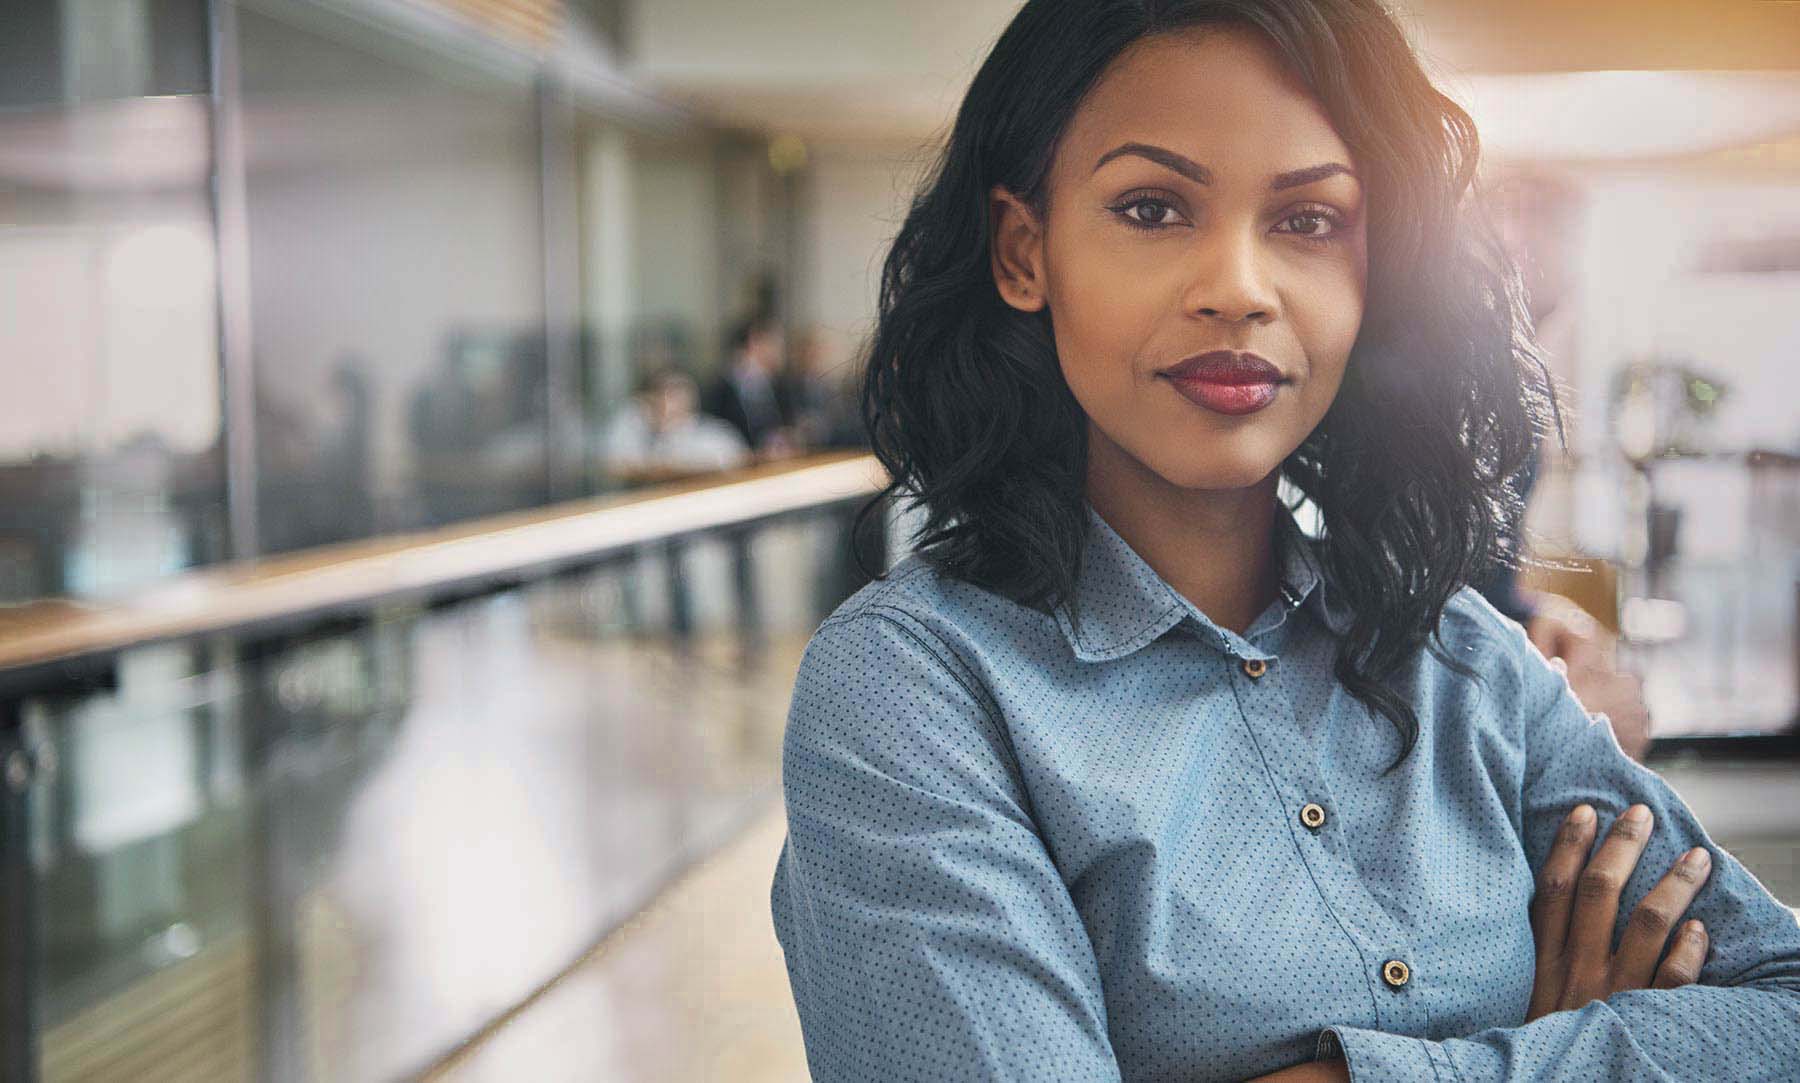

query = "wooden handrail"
[{"left": 0, "top": 452, "right": 887, "bottom": 682}]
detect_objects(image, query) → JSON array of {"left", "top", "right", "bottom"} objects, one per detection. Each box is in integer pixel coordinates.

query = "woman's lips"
[
  {"left": 1160, "top": 350, "right": 1285, "bottom": 417},
  {"left": 1167, "top": 379, "right": 1279, "bottom": 415}
]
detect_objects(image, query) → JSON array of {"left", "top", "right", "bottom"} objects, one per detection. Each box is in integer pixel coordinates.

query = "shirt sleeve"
[
  {"left": 1322, "top": 606, "right": 1800, "bottom": 1082},
  {"left": 771, "top": 608, "right": 1122, "bottom": 1083}
]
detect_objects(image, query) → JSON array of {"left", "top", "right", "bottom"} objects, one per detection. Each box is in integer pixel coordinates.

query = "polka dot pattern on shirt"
[{"left": 772, "top": 504, "right": 1800, "bottom": 1082}]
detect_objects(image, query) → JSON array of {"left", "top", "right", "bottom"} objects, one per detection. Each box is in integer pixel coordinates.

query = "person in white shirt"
[{"left": 601, "top": 366, "right": 749, "bottom": 480}]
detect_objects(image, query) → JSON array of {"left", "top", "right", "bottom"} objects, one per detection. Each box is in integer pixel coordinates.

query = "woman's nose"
[{"left": 1182, "top": 227, "right": 1277, "bottom": 325}]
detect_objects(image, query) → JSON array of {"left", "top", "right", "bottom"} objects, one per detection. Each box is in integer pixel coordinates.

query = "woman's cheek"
[
  {"left": 1295, "top": 265, "right": 1366, "bottom": 383},
  {"left": 1046, "top": 277, "right": 1155, "bottom": 397}
]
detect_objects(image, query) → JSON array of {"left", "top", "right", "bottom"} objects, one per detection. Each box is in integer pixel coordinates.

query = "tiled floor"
[{"left": 427, "top": 803, "right": 808, "bottom": 1083}]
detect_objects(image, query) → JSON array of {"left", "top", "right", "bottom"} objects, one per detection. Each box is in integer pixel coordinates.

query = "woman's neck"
[{"left": 1084, "top": 436, "right": 1281, "bottom": 637}]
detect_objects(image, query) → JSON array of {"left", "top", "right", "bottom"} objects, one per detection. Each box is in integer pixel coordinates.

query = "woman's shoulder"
[
  {"left": 1429, "top": 585, "right": 1568, "bottom": 730},
  {"left": 797, "top": 551, "right": 1057, "bottom": 719},
  {"left": 787, "top": 555, "right": 1027, "bottom": 764},
  {"left": 1438, "top": 584, "right": 1535, "bottom": 661},
  {"left": 816, "top": 551, "right": 1043, "bottom": 650},
  {"left": 817, "top": 551, "right": 944, "bottom": 626}
]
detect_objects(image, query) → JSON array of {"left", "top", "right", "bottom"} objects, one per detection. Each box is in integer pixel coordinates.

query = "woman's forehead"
[{"left": 1058, "top": 27, "right": 1355, "bottom": 183}]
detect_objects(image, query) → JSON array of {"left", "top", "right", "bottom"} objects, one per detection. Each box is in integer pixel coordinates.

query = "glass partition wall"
[
  {"left": 238, "top": 0, "right": 552, "bottom": 550},
  {"left": 16, "top": 505, "right": 880, "bottom": 1082},
  {"left": 0, "top": 0, "right": 227, "bottom": 604},
  {"left": 0, "top": 0, "right": 808, "bottom": 586},
  {"left": 1, "top": 2, "right": 831, "bottom": 1080}
]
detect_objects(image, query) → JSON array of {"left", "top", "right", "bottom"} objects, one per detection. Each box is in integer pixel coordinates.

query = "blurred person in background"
[
  {"left": 601, "top": 365, "right": 749, "bottom": 483},
  {"left": 323, "top": 358, "right": 377, "bottom": 539},
  {"left": 602, "top": 363, "right": 751, "bottom": 639},
  {"left": 780, "top": 326, "right": 868, "bottom": 450},
  {"left": 1474, "top": 169, "right": 1653, "bottom": 762},
  {"left": 705, "top": 312, "right": 798, "bottom": 458},
  {"left": 771, "top": 2, "right": 1800, "bottom": 1081},
  {"left": 702, "top": 312, "right": 797, "bottom": 646}
]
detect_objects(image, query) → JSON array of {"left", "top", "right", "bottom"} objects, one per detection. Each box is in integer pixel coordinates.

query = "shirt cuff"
[{"left": 1317, "top": 1026, "right": 1460, "bottom": 1083}]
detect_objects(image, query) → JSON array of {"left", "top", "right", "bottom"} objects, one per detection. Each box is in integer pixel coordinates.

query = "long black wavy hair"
[{"left": 855, "top": 0, "right": 1556, "bottom": 770}]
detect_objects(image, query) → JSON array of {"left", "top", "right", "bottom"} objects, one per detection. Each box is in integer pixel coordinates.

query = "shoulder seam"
[
  {"left": 825, "top": 560, "right": 937, "bottom": 619},
  {"left": 851, "top": 605, "right": 1042, "bottom": 829},
  {"left": 816, "top": 605, "right": 1010, "bottom": 748},
  {"left": 861, "top": 604, "right": 1003, "bottom": 722}
]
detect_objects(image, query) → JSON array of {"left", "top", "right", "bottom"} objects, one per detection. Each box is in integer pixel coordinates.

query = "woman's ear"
[{"left": 989, "top": 186, "right": 1047, "bottom": 313}]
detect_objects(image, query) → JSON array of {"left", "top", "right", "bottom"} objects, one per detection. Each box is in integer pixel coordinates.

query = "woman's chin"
[
  {"left": 1087, "top": 415, "right": 1301, "bottom": 497},
  {"left": 1146, "top": 456, "right": 1285, "bottom": 495}
]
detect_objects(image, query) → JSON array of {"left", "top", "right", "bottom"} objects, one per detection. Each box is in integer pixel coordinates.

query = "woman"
[{"left": 771, "top": 2, "right": 1800, "bottom": 1080}]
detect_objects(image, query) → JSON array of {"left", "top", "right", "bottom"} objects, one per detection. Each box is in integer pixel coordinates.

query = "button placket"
[
  {"left": 1307, "top": 850, "right": 1426, "bottom": 1028},
  {"left": 1224, "top": 643, "right": 1426, "bottom": 1035}
]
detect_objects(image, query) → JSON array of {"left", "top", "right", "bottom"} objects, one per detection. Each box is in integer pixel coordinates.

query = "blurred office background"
[{"left": 0, "top": 1, "right": 1796, "bottom": 1080}]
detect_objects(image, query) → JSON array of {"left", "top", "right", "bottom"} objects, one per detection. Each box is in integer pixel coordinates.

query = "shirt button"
[
  {"left": 1299, "top": 802, "right": 1327, "bottom": 831},
  {"left": 1382, "top": 960, "right": 1411, "bottom": 988},
  {"left": 1241, "top": 658, "right": 1268, "bottom": 679}
]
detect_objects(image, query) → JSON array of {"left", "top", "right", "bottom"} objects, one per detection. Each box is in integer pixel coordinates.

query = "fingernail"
[
  {"left": 1571, "top": 804, "right": 1595, "bottom": 826},
  {"left": 1683, "top": 847, "right": 1711, "bottom": 870},
  {"left": 1626, "top": 804, "right": 1652, "bottom": 824},
  {"left": 1687, "top": 920, "right": 1706, "bottom": 939}
]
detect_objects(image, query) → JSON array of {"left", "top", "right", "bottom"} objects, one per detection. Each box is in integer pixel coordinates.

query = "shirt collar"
[{"left": 1054, "top": 501, "right": 1350, "bottom": 664}]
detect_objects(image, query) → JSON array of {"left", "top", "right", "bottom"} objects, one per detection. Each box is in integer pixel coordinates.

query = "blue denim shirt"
[{"left": 771, "top": 505, "right": 1800, "bottom": 1081}]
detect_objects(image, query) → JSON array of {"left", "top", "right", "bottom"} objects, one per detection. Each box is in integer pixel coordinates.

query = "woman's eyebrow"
[
  {"left": 1091, "top": 142, "right": 1357, "bottom": 191},
  {"left": 1092, "top": 142, "right": 1213, "bottom": 184},
  {"left": 1270, "top": 162, "right": 1357, "bottom": 191}
]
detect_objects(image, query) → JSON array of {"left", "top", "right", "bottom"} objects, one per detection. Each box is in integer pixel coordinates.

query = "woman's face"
[{"left": 991, "top": 26, "right": 1367, "bottom": 494}]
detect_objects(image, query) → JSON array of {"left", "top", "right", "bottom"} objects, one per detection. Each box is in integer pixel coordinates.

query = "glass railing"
[{"left": 0, "top": 453, "right": 887, "bottom": 1082}]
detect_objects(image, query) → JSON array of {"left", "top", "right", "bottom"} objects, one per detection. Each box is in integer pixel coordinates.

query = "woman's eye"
[
  {"left": 1115, "top": 197, "right": 1183, "bottom": 228},
  {"left": 1276, "top": 209, "right": 1341, "bottom": 238}
]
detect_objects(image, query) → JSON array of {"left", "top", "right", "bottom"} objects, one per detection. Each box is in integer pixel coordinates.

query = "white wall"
[
  {"left": 0, "top": 198, "right": 221, "bottom": 460},
  {"left": 245, "top": 154, "right": 545, "bottom": 498},
  {"left": 797, "top": 140, "right": 937, "bottom": 370},
  {"left": 1570, "top": 171, "right": 1800, "bottom": 455}
]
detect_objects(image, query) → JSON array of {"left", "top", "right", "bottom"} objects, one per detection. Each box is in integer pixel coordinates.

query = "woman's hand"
[
  {"left": 1251, "top": 806, "right": 1710, "bottom": 1082},
  {"left": 1527, "top": 802, "right": 1713, "bottom": 1021}
]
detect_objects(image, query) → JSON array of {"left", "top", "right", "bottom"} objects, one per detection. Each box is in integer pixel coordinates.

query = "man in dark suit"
[
  {"left": 701, "top": 313, "right": 795, "bottom": 652},
  {"left": 704, "top": 314, "right": 793, "bottom": 456}
]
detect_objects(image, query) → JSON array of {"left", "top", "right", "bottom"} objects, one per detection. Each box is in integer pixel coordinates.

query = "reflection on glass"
[
  {"left": 34, "top": 643, "right": 255, "bottom": 1082},
  {"left": 0, "top": 0, "right": 845, "bottom": 605},
  {"left": 0, "top": 81, "right": 225, "bottom": 602},
  {"left": 23, "top": 507, "right": 875, "bottom": 1080},
  {"left": 238, "top": 0, "right": 549, "bottom": 551}
]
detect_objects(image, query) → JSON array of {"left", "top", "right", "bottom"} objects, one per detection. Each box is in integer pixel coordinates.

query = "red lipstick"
[{"left": 1159, "top": 350, "right": 1285, "bottom": 416}]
